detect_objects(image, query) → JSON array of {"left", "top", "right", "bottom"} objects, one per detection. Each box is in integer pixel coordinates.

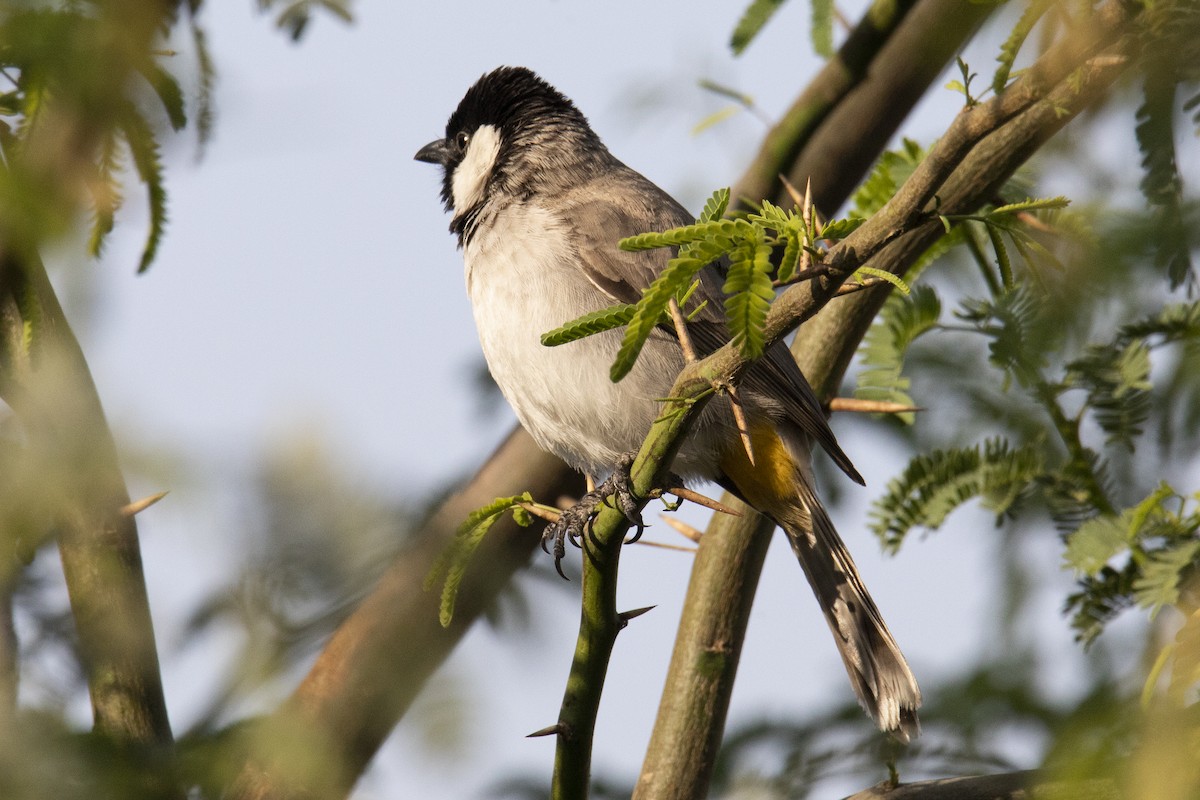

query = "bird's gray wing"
[{"left": 560, "top": 167, "right": 861, "bottom": 483}]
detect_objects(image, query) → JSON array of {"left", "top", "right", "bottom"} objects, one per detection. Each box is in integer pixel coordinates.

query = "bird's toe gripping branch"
[{"left": 541, "top": 453, "right": 646, "bottom": 579}]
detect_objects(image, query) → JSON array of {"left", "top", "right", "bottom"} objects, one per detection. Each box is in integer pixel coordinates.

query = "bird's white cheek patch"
[{"left": 451, "top": 124, "right": 501, "bottom": 213}]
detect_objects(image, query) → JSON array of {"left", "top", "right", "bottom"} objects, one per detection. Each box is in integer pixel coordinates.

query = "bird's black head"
[{"left": 415, "top": 67, "right": 608, "bottom": 239}]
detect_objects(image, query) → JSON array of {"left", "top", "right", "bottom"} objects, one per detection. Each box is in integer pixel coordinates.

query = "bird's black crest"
[{"left": 445, "top": 66, "right": 592, "bottom": 145}]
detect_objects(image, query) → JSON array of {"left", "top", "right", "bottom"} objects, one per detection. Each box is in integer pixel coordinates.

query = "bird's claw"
[{"left": 542, "top": 454, "right": 645, "bottom": 579}]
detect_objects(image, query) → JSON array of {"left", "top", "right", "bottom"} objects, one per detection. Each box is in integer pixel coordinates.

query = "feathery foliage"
[
  {"left": 992, "top": 0, "right": 1055, "bottom": 94},
  {"left": 722, "top": 229, "right": 774, "bottom": 360},
  {"left": 1063, "top": 484, "right": 1200, "bottom": 644},
  {"left": 854, "top": 285, "right": 941, "bottom": 423},
  {"left": 541, "top": 304, "right": 637, "bottom": 347},
  {"left": 259, "top": 0, "right": 354, "bottom": 41},
  {"left": 1131, "top": 1, "right": 1200, "bottom": 289},
  {"left": 870, "top": 438, "right": 1045, "bottom": 551},
  {"left": 0, "top": 5, "right": 196, "bottom": 273},
  {"left": 606, "top": 190, "right": 867, "bottom": 381},
  {"left": 730, "top": 0, "right": 788, "bottom": 55},
  {"left": 425, "top": 493, "right": 536, "bottom": 627}
]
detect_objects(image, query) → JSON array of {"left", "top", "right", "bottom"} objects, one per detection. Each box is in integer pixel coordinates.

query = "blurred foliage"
[
  {"left": 0, "top": 0, "right": 350, "bottom": 278},
  {"left": 179, "top": 435, "right": 414, "bottom": 733}
]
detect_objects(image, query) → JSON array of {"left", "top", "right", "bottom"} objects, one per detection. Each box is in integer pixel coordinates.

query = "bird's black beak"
[{"left": 414, "top": 138, "right": 451, "bottom": 166}]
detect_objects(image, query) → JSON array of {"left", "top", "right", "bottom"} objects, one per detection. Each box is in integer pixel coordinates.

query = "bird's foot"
[{"left": 542, "top": 454, "right": 646, "bottom": 579}]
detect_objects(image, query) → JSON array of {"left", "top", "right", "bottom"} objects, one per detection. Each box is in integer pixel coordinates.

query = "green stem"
[{"left": 551, "top": 504, "right": 627, "bottom": 798}]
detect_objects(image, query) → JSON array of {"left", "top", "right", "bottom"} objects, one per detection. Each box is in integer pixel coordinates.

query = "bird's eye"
[{"left": 454, "top": 131, "right": 470, "bottom": 150}]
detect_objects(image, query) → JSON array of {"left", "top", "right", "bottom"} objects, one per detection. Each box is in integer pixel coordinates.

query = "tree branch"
[
  {"left": 733, "top": 0, "right": 995, "bottom": 216},
  {"left": 845, "top": 770, "right": 1118, "bottom": 800},
  {"left": 0, "top": 247, "right": 174, "bottom": 754}
]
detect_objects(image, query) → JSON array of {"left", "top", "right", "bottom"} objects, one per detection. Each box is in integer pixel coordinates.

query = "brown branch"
[{"left": 734, "top": 0, "right": 995, "bottom": 215}]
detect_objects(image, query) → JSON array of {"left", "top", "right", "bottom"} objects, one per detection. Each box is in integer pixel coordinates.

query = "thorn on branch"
[
  {"left": 658, "top": 485, "right": 742, "bottom": 517},
  {"left": 828, "top": 398, "right": 923, "bottom": 415},
  {"left": 526, "top": 722, "right": 569, "bottom": 739},
  {"left": 617, "top": 605, "right": 656, "bottom": 629},
  {"left": 120, "top": 490, "right": 169, "bottom": 518}
]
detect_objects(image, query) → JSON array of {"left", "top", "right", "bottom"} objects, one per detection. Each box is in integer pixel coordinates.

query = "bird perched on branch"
[{"left": 415, "top": 65, "right": 920, "bottom": 739}]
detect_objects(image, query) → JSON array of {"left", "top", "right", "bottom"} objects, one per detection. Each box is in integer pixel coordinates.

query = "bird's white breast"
[{"left": 463, "top": 202, "right": 722, "bottom": 478}]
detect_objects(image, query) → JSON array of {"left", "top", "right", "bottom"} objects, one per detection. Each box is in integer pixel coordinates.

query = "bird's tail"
[{"left": 720, "top": 423, "right": 921, "bottom": 741}]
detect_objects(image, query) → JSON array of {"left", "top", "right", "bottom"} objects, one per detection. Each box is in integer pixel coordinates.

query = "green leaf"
[
  {"left": 776, "top": 230, "right": 802, "bottom": 283},
  {"left": 698, "top": 187, "right": 731, "bottom": 223},
  {"left": 848, "top": 266, "right": 910, "bottom": 294},
  {"left": 190, "top": 16, "right": 217, "bottom": 149},
  {"left": 1064, "top": 513, "right": 1134, "bottom": 575},
  {"left": 1136, "top": 52, "right": 1194, "bottom": 288},
  {"left": 731, "top": 0, "right": 788, "bottom": 55},
  {"left": 1134, "top": 540, "right": 1200, "bottom": 618},
  {"left": 958, "top": 285, "right": 1050, "bottom": 384},
  {"left": 117, "top": 102, "right": 168, "bottom": 274},
  {"left": 985, "top": 222, "right": 1012, "bottom": 290},
  {"left": 86, "top": 133, "right": 125, "bottom": 258},
  {"left": 988, "top": 196, "right": 1071, "bottom": 216},
  {"left": 692, "top": 106, "right": 741, "bottom": 135},
  {"left": 855, "top": 285, "right": 941, "bottom": 422},
  {"left": 993, "top": 0, "right": 1054, "bottom": 94},
  {"left": 542, "top": 303, "right": 636, "bottom": 347},
  {"left": 138, "top": 61, "right": 187, "bottom": 132},
  {"left": 722, "top": 234, "right": 774, "bottom": 360},
  {"left": 619, "top": 219, "right": 749, "bottom": 252},
  {"left": 870, "top": 438, "right": 1043, "bottom": 551},
  {"left": 853, "top": 139, "right": 927, "bottom": 217},
  {"left": 1066, "top": 564, "right": 1137, "bottom": 646},
  {"left": 611, "top": 238, "right": 730, "bottom": 382},
  {"left": 698, "top": 80, "right": 756, "bottom": 108},
  {"left": 1067, "top": 338, "right": 1154, "bottom": 451},
  {"left": 818, "top": 215, "right": 865, "bottom": 240},
  {"left": 810, "top": 0, "right": 833, "bottom": 58},
  {"left": 425, "top": 493, "right": 533, "bottom": 627}
]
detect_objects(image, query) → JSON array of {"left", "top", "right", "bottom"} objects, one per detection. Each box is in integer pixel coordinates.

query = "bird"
[{"left": 415, "top": 65, "right": 921, "bottom": 740}]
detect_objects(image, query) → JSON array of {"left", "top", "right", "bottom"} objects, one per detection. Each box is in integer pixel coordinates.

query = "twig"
[
  {"left": 658, "top": 514, "right": 704, "bottom": 543},
  {"left": 722, "top": 383, "right": 756, "bottom": 466},
  {"left": 516, "top": 501, "right": 563, "bottom": 524},
  {"left": 668, "top": 298, "right": 698, "bottom": 363},
  {"left": 633, "top": 539, "right": 699, "bottom": 554}
]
